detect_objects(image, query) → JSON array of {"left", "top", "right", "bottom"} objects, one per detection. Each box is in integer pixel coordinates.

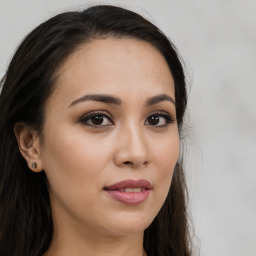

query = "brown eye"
[
  {"left": 79, "top": 112, "right": 113, "bottom": 127},
  {"left": 147, "top": 115, "right": 160, "bottom": 125},
  {"left": 145, "top": 112, "right": 175, "bottom": 127},
  {"left": 91, "top": 115, "right": 104, "bottom": 125}
]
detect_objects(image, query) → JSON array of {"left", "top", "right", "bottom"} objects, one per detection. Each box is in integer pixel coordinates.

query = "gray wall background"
[{"left": 1, "top": 0, "right": 255, "bottom": 255}]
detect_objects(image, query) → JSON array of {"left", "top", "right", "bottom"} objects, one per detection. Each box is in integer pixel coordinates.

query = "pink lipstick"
[{"left": 104, "top": 179, "right": 152, "bottom": 205}]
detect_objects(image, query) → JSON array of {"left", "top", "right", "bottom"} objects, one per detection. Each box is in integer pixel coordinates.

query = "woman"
[{"left": 0, "top": 5, "right": 191, "bottom": 256}]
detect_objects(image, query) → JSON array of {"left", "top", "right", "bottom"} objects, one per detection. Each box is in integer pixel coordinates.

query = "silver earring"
[{"left": 32, "top": 162, "right": 37, "bottom": 169}]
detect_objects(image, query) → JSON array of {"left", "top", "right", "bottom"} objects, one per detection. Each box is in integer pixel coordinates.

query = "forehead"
[{"left": 49, "top": 38, "right": 175, "bottom": 107}]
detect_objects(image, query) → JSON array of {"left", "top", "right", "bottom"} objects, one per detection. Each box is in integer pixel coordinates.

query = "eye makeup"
[
  {"left": 145, "top": 110, "right": 175, "bottom": 127},
  {"left": 78, "top": 110, "right": 114, "bottom": 127},
  {"left": 77, "top": 109, "right": 175, "bottom": 129}
]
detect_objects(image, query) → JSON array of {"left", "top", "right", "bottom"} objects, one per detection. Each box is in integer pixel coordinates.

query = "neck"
[
  {"left": 44, "top": 194, "right": 147, "bottom": 256},
  {"left": 44, "top": 219, "right": 145, "bottom": 256}
]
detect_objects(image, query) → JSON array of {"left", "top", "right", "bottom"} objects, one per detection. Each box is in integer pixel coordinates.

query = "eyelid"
[
  {"left": 145, "top": 110, "right": 176, "bottom": 126},
  {"left": 146, "top": 110, "right": 175, "bottom": 119},
  {"left": 78, "top": 110, "right": 114, "bottom": 126}
]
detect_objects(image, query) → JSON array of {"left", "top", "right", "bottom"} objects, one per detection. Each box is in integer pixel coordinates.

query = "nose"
[{"left": 114, "top": 123, "right": 149, "bottom": 168}]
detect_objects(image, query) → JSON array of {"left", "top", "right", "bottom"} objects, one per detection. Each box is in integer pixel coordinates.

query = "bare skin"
[{"left": 14, "top": 38, "right": 179, "bottom": 256}]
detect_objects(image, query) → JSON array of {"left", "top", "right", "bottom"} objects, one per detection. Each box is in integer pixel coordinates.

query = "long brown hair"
[{"left": 0, "top": 5, "right": 191, "bottom": 256}]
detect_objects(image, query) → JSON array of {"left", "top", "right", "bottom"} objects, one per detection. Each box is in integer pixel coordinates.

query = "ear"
[{"left": 13, "top": 122, "right": 44, "bottom": 172}]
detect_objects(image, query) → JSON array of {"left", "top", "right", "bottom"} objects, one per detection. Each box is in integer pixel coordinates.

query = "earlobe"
[{"left": 13, "top": 122, "right": 44, "bottom": 172}]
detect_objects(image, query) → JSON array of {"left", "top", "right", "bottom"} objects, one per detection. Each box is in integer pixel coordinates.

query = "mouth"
[{"left": 104, "top": 179, "right": 152, "bottom": 205}]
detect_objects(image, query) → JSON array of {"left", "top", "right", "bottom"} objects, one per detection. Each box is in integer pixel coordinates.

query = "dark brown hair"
[{"left": 0, "top": 5, "right": 191, "bottom": 256}]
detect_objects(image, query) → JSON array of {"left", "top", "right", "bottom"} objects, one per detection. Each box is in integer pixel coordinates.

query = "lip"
[
  {"left": 105, "top": 179, "right": 152, "bottom": 190},
  {"left": 104, "top": 179, "right": 152, "bottom": 205}
]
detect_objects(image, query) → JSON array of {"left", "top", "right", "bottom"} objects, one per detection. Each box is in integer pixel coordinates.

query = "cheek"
[
  {"left": 153, "top": 131, "right": 179, "bottom": 171},
  {"left": 40, "top": 128, "right": 117, "bottom": 229},
  {"left": 40, "top": 126, "right": 112, "bottom": 202},
  {"left": 151, "top": 132, "right": 180, "bottom": 198}
]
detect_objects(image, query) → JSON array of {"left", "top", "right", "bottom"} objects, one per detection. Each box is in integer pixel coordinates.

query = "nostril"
[
  {"left": 123, "top": 161, "right": 132, "bottom": 165},
  {"left": 143, "top": 161, "right": 148, "bottom": 166},
  {"left": 123, "top": 160, "right": 148, "bottom": 166}
]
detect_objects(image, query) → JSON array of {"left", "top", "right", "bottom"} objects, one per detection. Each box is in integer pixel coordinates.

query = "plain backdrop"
[{"left": 1, "top": 0, "right": 256, "bottom": 255}]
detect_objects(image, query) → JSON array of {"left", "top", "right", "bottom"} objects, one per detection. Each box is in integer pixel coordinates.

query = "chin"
[{"left": 101, "top": 210, "right": 155, "bottom": 236}]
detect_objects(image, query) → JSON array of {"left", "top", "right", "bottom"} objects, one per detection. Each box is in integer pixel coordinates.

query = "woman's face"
[{"left": 39, "top": 38, "right": 179, "bottom": 236}]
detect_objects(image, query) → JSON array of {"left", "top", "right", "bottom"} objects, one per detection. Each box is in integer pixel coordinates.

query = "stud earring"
[{"left": 32, "top": 162, "right": 37, "bottom": 169}]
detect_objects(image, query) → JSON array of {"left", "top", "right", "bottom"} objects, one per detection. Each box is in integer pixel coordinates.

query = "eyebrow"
[
  {"left": 69, "top": 93, "right": 175, "bottom": 107},
  {"left": 145, "top": 94, "right": 175, "bottom": 106},
  {"left": 69, "top": 94, "right": 121, "bottom": 107}
]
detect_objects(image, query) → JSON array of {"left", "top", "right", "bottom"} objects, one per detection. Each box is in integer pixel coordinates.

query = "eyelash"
[
  {"left": 145, "top": 111, "right": 175, "bottom": 127},
  {"left": 78, "top": 111, "right": 113, "bottom": 127},
  {"left": 78, "top": 110, "right": 175, "bottom": 128}
]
